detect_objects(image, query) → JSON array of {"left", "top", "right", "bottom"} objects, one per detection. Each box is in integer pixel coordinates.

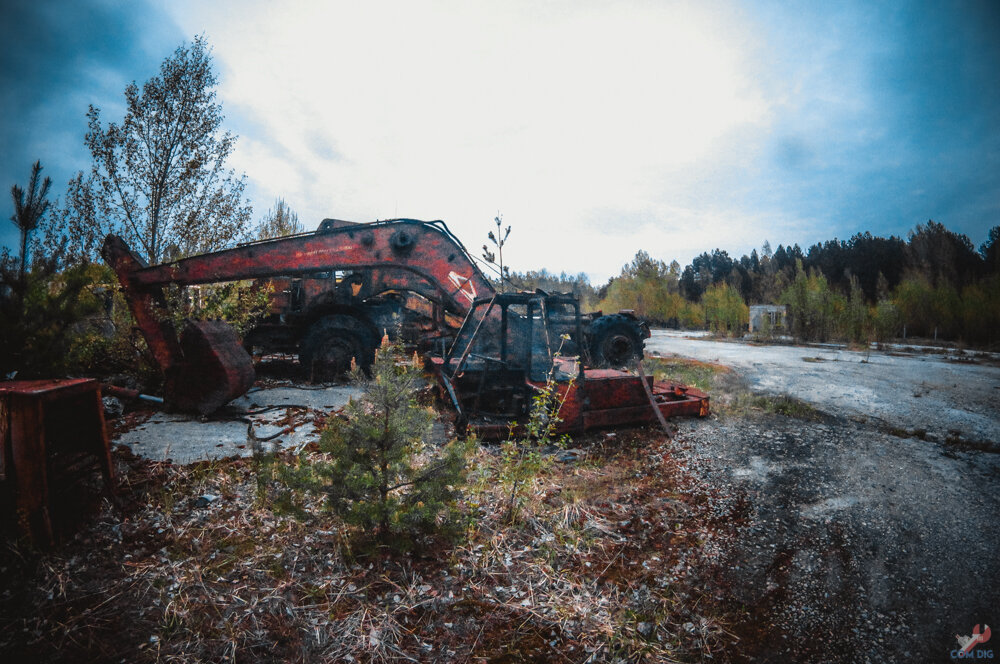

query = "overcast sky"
[{"left": 2, "top": 0, "right": 998, "bottom": 283}]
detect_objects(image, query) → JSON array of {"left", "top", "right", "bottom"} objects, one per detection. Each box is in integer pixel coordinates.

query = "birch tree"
[{"left": 63, "top": 36, "right": 251, "bottom": 264}]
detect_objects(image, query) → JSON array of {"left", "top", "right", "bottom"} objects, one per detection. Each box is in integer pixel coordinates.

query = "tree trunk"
[{"left": 18, "top": 228, "right": 28, "bottom": 285}]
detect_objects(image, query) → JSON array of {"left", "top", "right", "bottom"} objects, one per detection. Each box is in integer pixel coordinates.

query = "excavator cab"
[
  {"left": 430, "top": 292, "right": 585, "bottom": 429},
  {"left": 427, "top": 290, "right": 711, "bottom": 439}
]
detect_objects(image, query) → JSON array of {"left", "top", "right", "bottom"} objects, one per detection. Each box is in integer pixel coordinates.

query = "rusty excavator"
[{"left": 103, "top": 218, "right": 708, "bottom": 433}]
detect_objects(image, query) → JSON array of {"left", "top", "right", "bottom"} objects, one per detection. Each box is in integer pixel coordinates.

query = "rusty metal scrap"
[
  {"left": 0, "top": 378, "right": 116, "bottom": 545},
  {"left": 103, "top": 217, "right": 658, "bottom": 418}
]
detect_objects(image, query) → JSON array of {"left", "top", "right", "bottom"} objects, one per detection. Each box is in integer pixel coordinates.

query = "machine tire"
[
  {"left": 587, "top": 314, "right": 645, "bottom": 367},
  {"left": 300, "top": 315, "right": 377, "bottom": 380}
]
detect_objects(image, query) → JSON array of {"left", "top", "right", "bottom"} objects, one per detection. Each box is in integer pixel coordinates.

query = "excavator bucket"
[
  {"left": 103, "top": 235, "right": 256, "bottom": 415},
  {"left": 164, "top": 320, "right": 255, "bottom": 416}
]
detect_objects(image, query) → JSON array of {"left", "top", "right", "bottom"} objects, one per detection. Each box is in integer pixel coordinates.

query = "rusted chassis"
[{"left": 428, "top": 358, "right": 710, "bottom": 439}]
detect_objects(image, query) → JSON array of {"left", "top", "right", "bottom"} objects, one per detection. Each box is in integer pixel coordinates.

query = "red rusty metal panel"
[
  {"left": 0, "top": 377, "right": 101, "bottom": 398},
  {"left": 581, "top": 369, "right": 653, "bottom": 411},
  {"left": 8, "top": 392, "right": 51, "bottom": 542},
  {"left": 0, "top": 379, "right": 116, "bottom": 546}
]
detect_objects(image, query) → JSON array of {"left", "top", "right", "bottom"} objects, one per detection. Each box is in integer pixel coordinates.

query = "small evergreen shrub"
[{"left": 278, "top": 339, "right": 473, "bottom": 547}]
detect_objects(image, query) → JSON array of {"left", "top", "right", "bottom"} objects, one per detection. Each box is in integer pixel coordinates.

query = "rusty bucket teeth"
[{"left": 165, "top": 320, "right": 255, "bottom": 415}]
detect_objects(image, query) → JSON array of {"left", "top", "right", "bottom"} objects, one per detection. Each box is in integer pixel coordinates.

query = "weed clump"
[{"left": 498, "top": 339, "right": 574, "bottom": 522}]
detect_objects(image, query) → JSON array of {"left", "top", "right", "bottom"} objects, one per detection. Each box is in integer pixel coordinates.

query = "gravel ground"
[
  {"left": 651, "top": 334, "right": 1000, "bottom": 662},
  {"left": 105, "top": 336, "right": 999, "bottom": 661}
]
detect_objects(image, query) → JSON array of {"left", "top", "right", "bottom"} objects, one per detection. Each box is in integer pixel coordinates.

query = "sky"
[{"left": 2, "top": 0, "right": 998, "bottom": 283}]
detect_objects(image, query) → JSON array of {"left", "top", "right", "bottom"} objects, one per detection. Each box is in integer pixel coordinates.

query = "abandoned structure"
[{"left": 749, "top": 304, "right": 788, "bottom": 334}]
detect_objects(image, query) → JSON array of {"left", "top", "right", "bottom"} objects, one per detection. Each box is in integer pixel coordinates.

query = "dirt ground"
[
  {"left": 650, "top": 332, "right": 1000, "bottom": 662},
  {"left": 2, "top": 337, "right": 997, "bottom": 662}
]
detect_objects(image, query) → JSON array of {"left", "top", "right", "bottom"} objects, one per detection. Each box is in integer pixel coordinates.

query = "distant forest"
[{"left": 511, "top": 221, "right": 1000, "bottom": 347}]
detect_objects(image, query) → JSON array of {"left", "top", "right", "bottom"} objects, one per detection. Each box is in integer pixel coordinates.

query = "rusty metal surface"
[
  {"left": 0, "top": 379, "right": 115, "bottom": 546},
  {"left": 550, "top": 372, "right": 709, "bottom": 436},
  {"left": 102, "top": 236, "right": 186, "bottom": 377},
  {"left": 117, "top": 219, "right": 494, "bottom": 317},
  {"left": 0, "top": 377, "right": 103, "bottom": 398},
  {"left": 102, "top": 219, "right": 496, "bottom": 414},
  {"left": 166, "top": 321, "right": 256, "bottom": 416}
]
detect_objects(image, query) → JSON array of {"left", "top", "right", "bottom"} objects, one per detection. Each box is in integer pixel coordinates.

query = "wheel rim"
[
  {"left": 311, "top": 337, "right": 360, "bottom": 378},
  {"left": 600, "top": 333, "right": 635, "bottom": 366}
]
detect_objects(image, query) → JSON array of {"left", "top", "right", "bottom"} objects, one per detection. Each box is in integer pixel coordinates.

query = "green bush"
[
  {"left": 703, "top": 283, "right": 748, "bottom": 336},
  {"left": 0, "top": 258, "right": 106, "bottom": 378},
  {"left": 160, "top": 280, "right": 273, "bottom": 338}
]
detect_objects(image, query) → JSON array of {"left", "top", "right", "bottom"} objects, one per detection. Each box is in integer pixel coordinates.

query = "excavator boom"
[
  {"left": 102, "top": 218, "right": 494, "bottom": 414},
  {"left": 113, "top": 219, "right": 493, "bottom": 313}
]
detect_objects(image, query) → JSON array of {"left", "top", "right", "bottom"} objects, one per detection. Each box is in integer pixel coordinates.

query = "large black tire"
[
  {"left": 587, "top": 313, "right": 645, "bottom": 367},
  {"left": 299, "top": 315, "right": 377, "bottom": 380}
]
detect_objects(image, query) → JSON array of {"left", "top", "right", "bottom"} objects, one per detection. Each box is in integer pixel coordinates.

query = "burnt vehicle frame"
[{"left": 427, "top": 291, "right": 709, "bottom": 439}]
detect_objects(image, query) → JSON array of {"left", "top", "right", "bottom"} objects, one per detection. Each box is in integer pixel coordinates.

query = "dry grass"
[
  {"left": 1, "top": 424, "right": 743, "bottom": 663},
  {"left": 642, "top": 356, "right": 731, "bottom": 394}
]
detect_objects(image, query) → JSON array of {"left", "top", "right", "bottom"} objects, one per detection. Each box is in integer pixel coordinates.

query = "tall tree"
[
  {"left": 905, "top": 221, "right": 982, "bottom": 289},
  {"left": 10, "top": 160, "right": 52, "bottom": 284},
  {"left": 63, "top": 36, "right": 251, "bottom": 264},
  {"left": 981, "top": 225, "right": 999, "bottom": 274},
  {"left": 680, "top": 249, "right": 734, "bottom": 301},
  {"left": 256, "top": 198, "right": 304, "bottom": 239}
]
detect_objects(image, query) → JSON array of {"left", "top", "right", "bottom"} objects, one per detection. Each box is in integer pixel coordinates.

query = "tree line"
[{"left": 591, "top": 222, "right": 1000, "bottom": 346}]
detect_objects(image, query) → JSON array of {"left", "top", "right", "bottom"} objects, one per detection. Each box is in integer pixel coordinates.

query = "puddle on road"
[{"left": 800, "top": 495, "right": 859, "bottom": 518}]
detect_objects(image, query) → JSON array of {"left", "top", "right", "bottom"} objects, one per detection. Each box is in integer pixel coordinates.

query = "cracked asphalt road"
[{"left": 647, "top": 332, "right": 1000, "bottom": 662}]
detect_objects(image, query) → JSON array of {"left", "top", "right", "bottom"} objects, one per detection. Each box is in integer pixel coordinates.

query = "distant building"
[{"left": 749, "top": 304, "right": 788, "bottom": 333}]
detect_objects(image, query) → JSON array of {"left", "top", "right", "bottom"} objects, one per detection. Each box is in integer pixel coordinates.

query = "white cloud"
[{"left": 163, "top": 0, "right": 774, "bottom": 282}]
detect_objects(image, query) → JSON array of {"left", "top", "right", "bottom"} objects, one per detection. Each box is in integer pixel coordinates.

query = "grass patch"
[
  {"left": 729, "top": 393, "right": 822, "bottom": 420},
  {"left": 643, "top": 355, "right": 731, "bottom": 393},
  {"left": 646, "top": 354, "right": 823, "bottom": 422}
]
